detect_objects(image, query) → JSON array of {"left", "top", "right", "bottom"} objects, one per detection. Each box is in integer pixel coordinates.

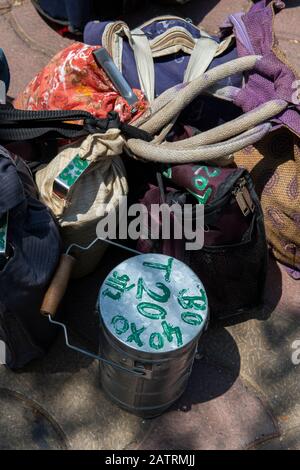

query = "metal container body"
[
  {"left": 99, "top": 322, "right": 203, "bottom": 417},
  {"left": 98, "top": 254, "right": 209, "bottom": 417}
]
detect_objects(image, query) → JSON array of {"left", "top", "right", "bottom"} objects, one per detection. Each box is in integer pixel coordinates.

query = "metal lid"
[{"left": 99, "top": 254, "right": 208, "bottom": 354}]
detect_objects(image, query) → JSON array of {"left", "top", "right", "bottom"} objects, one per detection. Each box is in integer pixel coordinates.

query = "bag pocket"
[{"left": 186, "top": 213, "right": 268, "bottom": 319}]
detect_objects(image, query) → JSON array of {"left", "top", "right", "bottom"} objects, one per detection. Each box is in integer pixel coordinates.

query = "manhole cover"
[{"left": 0, "top": 388, "right": 68, "bottom": 450}]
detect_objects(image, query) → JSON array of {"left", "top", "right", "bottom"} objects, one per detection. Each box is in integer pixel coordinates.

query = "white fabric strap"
[
  {"left": 131, "top": 28, "right": 155, "bottom": 102},
  {"left": 184, "top": 34, "right": 219, "bottom": 82}
]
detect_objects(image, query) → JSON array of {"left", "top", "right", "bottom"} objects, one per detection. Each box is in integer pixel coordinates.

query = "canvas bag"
[
  {"left": 13, "top": 42, "right": 148, "bottom": 277},
  {"left": 234, "top": 128, "right": 300, "bottom": 277},
  {"left": 0, "top": 106, "right": 147, "bottom": 279},
  {"left": 35, "top": 129, "right": 128, "bottom": 278}
]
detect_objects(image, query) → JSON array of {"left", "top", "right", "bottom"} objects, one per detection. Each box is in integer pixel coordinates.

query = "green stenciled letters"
[
  {"left": 111, "top": 315, "right": 129, "bottom": 335},
  {"left": 178, "top": 286, "right": 207, "bottom": 311},
  {"left": 126, "top": 323, "right": 145, "bottom": 347},
  {"left": 136, "top": 278, "right": 170, "bottom": 303},
  {"left": 103, "top": 272, "right": 135, "bottom": 301},
  {"left": 142, "top": 257, "right": 174, "bottom": 282},
  {"left": 192, "top": 165, "right": 221, "bottom": 178},
  {"left": 181, "top": 311, "right": 203, "bottom": 326},
  {"left": 149, "top": 332, "right": 164, "bottom": 350},
  {"left": 137, "top": 302, "right": 167, "bottom": 320},
  {"left": 161, "top": 320, "right": 183, "bottom": 347}
]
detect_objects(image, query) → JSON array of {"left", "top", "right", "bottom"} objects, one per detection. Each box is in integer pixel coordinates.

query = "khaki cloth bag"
[
  {"left": 36, "top": 129, "right": 128, "bottom": 278},
  {"left": 234, "top": 128, "right": 300, "bottom": 275}
]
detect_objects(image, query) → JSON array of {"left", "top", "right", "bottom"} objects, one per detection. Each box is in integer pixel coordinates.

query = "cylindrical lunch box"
[{"left": 97, "top": 253, "right": 209, "bottom": 417}]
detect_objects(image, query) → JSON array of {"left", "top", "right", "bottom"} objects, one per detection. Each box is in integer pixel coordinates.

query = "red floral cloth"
[{"left": 14, "top": 42, "right": 148, "bottom": 123}]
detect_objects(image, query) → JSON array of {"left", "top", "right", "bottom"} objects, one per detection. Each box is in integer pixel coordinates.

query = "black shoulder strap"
[{"left": 0, "top": 107, "right": 152, "bottom": 142}]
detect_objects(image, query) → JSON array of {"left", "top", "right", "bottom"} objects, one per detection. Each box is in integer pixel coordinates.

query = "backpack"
[
  {"left": 137, "top": 163, "right": 268, "bottom": 320},
  {"left": 0, "top": 146, "right": 61, "bottom": 369}
]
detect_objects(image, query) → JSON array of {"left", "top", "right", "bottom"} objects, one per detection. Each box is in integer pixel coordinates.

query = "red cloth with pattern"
[{"left": 14, "top": 42, "right": 147, "bottom": 123}]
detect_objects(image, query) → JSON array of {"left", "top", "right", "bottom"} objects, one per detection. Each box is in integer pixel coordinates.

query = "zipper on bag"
[{"left": 232, "top": 178, "right": 255, "bottom": 216}]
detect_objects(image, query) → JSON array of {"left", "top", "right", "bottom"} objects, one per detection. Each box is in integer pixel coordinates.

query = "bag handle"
[
  {"left": 127, "top": 123, "right": 272, "bottom": 163},
  {"left": 137, "top": 55, "right": 262, "bottom": 135},
  {"left": 127, "top": 56, "right": 288, "bottom": 163},
  {"left": 147, "top": 99, "right": 288, "bottom": 150},
  {"left": 40, "top": 242, "right": 149, "bottom": 378}
]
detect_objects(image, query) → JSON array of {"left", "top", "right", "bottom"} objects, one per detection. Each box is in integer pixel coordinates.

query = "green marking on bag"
[
  {"left": 187, "top": 187, "right": 212, "bottom": 205},
  {"left": 149, "top": 332, "right": 164, "bottom": 350},
  {"left": 137, "top": 302, "right": 167, "bottom": 320},
  {"left": 54, "top": 154, "right": 91, "bottom": 198},
  {"left": 142, "top": 257, "right": 174, "bottom": 282},
  {"left": 192, "top": 165, "right": 221, "bottom": 178},
  {"left": 188, "top": 165, "right": 221, "bottom": 205},
  {"left": 111, "top": 315, "right": 129, "bottom": 335},
  {"left": 136, "top": 278, "right": 170, "bottom": 303},
  {"left": 161, "top": 320, "right": 183, "bottom": 348},
  {"left": 193, "top": 174, "right": 208, "bottom": 191},
  {"left": 162, "top": 166, "right": 172, "bottom": 179},
  {"left": 126, "top": 322, "right": 146, "bottom": 347},
  {"left": 181, "top": 312, "right": 203, "bottom": 326},
  {"left": 0, "top": 212, "right": 8, "bottom": 255}
]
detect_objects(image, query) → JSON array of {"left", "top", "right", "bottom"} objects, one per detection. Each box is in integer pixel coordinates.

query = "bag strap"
[
  {"left": 183, "top": 33, "right": 219, "bottom": 83},
  {"left": 0, "top": 108, "right": 152, "bottom": 143},
  {"left": 104, "top": 17, "right": 224, "bottom": 103},
  {"left": 131, "top": 27, "right": 155, "bottom": 102}
]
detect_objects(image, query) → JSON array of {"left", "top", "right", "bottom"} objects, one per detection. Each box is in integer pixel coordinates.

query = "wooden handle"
[{"left": 40, "top": 254, "right": 76, "bottom": 317}]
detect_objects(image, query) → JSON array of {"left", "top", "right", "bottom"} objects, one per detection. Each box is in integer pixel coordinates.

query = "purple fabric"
[
  {"left": 227, "top": 0, "right": 300, "bottom": 136},
  {"left": 84, "top": 18, "right": 241, "bottom": 98}
]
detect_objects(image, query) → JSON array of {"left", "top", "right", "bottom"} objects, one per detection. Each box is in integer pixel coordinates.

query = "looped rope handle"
[{"left": 127, "top": 55, "right": 288, "bottom": 163}]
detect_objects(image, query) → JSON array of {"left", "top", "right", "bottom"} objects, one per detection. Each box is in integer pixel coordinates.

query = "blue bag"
[{"left": 84, "top": 16, "right": 241, "bottom": 101}]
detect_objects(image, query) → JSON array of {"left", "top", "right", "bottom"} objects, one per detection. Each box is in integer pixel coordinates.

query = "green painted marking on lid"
[
  {"left": 111, "top": 315, "right": 129, "bottom": 335},
  {"left": 137, "top": 302, "right": 167, "bottom": 320},
  {"left": 103, "top": 272, "right": 135, "bottom": 301},
  {"left": 178, "top": 287, "right": 207, "bottom": 311},
  {"left": 161, "top": 320, "right": 183, "bottom": 348},
  {"left": 181, "top": 312, "right": 203, "bottom": 326},
  {"left": 149, "top": 332, "right": 164, "bottom": 350},
  {"left": 142, "top": 257, "right": 174, "bottom": 282},
  {"left": 136, "top": 278, "right": 170, "bottom": 303},
  {"left": 126, "top": 322, "right": 146, "bottom": 348}
]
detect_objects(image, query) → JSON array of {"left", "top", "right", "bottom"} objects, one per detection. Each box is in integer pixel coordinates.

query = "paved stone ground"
[{"left": 0, "top": 0, "right": 299, "bottom": 450}]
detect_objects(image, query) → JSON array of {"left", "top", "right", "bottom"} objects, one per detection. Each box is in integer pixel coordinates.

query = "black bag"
[
  {"left": 0, "top": 106, "right": 150, "bottom": 368},
  {"left": 0, "top": 146, "right": 61, "bottom": 369},
  {"left": 137, "top": 164, "right": 268, "bottom": 320}
]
